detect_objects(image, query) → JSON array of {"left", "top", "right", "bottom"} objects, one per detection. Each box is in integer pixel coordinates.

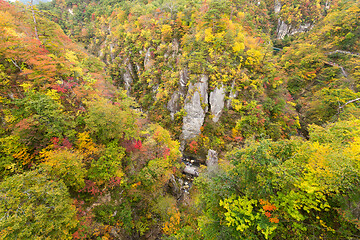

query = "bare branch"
[
  {"left": 339, "top": 98, "right": 360, "bottom": 110},
  {"left": 10, "top": 59, "right": 22, "bottom": 72}
]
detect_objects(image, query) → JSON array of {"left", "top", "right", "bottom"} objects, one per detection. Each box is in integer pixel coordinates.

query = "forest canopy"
[{"left": 0, "top": 0, "right": 360, "bottom": 239}]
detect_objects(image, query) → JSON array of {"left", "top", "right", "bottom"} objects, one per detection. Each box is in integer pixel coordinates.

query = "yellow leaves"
[
  {"left": 231, "top": 99, "right": 243, "bottom": 112},
  {"left": 245, "top": 48, "right": 263, "bottom": 67},
  {"left": 161, "top": 24, "right": 172, "bottom": 41},
  {"left": 64, "top": 50, "right": 83, "bottom": 76},
  {"left": 76, "top": 131, "right": 99, "bottom": 157},
  {"left": 13, "top": 148, "right": 32, "bottom": 165},
  {"left": 19, "top": 82, "right": 33, "bottom": 92},
  {"left": 41, "top": 148, "right": 86, "bottom": 190},
  {"left": 220, "top": 195, "right": 258, "bottom": 232},
  {"left": 0, "top": 11, "right": 12, "bottom": 24},
  {"left": 45, "top": 88, "right": 61, "bottom": 101},
  {"left": 204, "top": 28, "right": 214, "bottom": 42},
  {"left": 3, "top": 108, "right": 16, "bottom": 124},
  {"left": 344, "top": 137, "right": 360, "bottom": 168},
  {"left": 1, "top": 135, "right": 34, "bottom": 167},
  {"left": 195, "top": 31, "right": 202, "bottom": 41},
  {"left": 214, "top": 31, "right": 225, "bottom": 42},
  {"left": 233, "top": 32, "right": 245, "bottom": 53},
  {"left": 131, "top": 181, "right": 141, "bottom": 188},
  {"left": 307, "top": 142, "right": 331, "bottom": 174},
  {"left": 116, "top": 9, "right": 126, "bottom": 21},
  {"left": 3, "top": 27, "right": 17, "bottom": 37},
  {"left": 233, "top": 41, "right": 245, "bottom": 53},
  {"left": 237, "top": 11, "right": 245, "bottom": 19}
]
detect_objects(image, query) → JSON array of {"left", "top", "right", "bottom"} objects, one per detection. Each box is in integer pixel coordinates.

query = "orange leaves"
[
  {"left": 259, "top": 199, "right": 277, "bottom": 212},
  {"left": 259, "top": 199, "right": 279, "bottom": 224},
  {"left": 162, "top": 206, "right": 181, "bottom": 235}
]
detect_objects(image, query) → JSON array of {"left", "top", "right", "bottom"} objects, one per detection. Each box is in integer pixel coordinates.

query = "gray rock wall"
[
  {"left": 123, "top": 58, "right": 134, "bottom": 96},
  {"left": 210, "top": 85, "right": 225, "bottom": 123},
  {"left": 181, "top": 75, "right": 208, "bottom": 141}
]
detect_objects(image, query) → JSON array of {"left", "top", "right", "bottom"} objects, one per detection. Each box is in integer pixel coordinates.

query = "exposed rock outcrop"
[
  {"left": 274, "top": 0, "right": 281, "bottom": 14},
  {"left": 144, "top": 48, "right": 153, "bottom": 70},
  {"left": 226, "top": 80, "right": 238, "bottom": 109},
  {"left": 276, "top": 19, "right": 290, "bottom": 40},
  {"left": 181, "top": 75, "right": 208, "bottom": 141},
  {"left": 167, "top": 91, "right": 181, "bottom": 120},
  {"left": 167, "top": 174, "right": 184, "bottom": 199},
  {"left": 206, "top": 149, "right": 218, "bottom": 172},
  {"left": 210, "top": 85, "right": 225, "bottom": 123},
  {"left": 167, "top": 69, "right": 189, "bottom": 120},
  {"left": 123, "top": 58, "right": 135, "bottom": 96},
  {"left": 183, "top": 165, "right": 199, "bottom": 176},
  {"left": 276, "top": 19, "right": 313, "bottom": 40},
  {"left": 274, "top": 0, "right": 315, "bottom": 39}
]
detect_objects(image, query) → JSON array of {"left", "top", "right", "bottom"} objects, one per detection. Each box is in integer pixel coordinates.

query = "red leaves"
[
  {"left": 134, "top": 140, "right": 142, "bottom": 150},
  {"left": 51, "top": 137, "right": 73, "bottom": 149},
  {"left": 52, "top": 79, "right": 77, "bottom": 93},
  {"left": 189, "top": 140, "right": 199, "bottom": 154},
  {"left": 108, "top": 177, "right": 122, "bottom": 189},
  {"left": 163, "top": 147, "right": 170, "bottom": 158},
  {"left": 123, "top": 139, "right": 143, "bottom": 152},
  {"left": 79, "top": 180, "right": 102, "bottom": 196},
  {"left": 0, "top": 0, "right": 10, "bottom": 9}
]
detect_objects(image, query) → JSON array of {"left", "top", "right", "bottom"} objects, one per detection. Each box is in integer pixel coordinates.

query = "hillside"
[{"left": 1, "top": 0, "right": 360, "bottom": 239}]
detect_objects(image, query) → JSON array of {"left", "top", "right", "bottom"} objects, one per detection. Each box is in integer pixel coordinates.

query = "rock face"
[
  {"left": 275, "top": 1, "right": 314, "bottom": 40},
  {"left": 206, "top": 149, "right": 218, "bottom": 172},
  {"left": 183, "top": 165, "right": 199, "bottom": 176},
  {"left": 274, "top": 0, "right": 281, "bottom": 14},
  {"left": 210, "top": 85, "right": 225, "bottom": 123},
  {"left": 144, "top": 48, "right": 153, "bottom": 70},
  {"left": 167, "top": 174, "right": 183, "bottom": 199},
  {"left": 276, "top": 20, "right": 313, "bottom": 39},
  {"left": 276, "top": 19, "right": 290, "bottom": 39},
  {"left": 167, "top": 91, "right": 181, "bottom": 120},
  {"left": 226, "top": 80, "right": 238, "bottom": 109},
  {"left": 123, "top": 58, "right": 134, "bottom": 96},
  {"left": 167, "top": 69, "right": 189, "bottom": 120},
  {"left": 182, "top": 75, "right": 208, "bottom": 141}
]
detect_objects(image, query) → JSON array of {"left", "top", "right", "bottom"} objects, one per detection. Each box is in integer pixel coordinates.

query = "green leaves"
[
  {"left": 14, "top": 91, "right": 76, "bottom": 141},
  {"left": 197, "top": 119, "right": 360, "bottom": 239},
  {"left": 0, "top": 170, "right": 78, "bottom": 239},
  {"left": 41, "top": 149, "right": 86, "bottom": 191},
  {"left": 220, "top": 195, "right": 258, "bottom": 232},
  {"left": 88, "top": 141, "right": 125, "bottom": 184},
  {"left": 84, "top": 95, "right": 141, "bottom": 143}
]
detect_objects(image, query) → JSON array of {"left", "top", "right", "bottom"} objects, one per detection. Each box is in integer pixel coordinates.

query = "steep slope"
[
  {"left": 40, "top": 0, "right": 356, "bottom": 159},
  {"left": 0, "top": 1, "right": 183, "bottom": 239},
  {"left": 279, "top": 0, "right": 360, "bottom": 131},
  {"left": 1, "top": 0, "right": 360, "bottom": 239},
  {"left": 40, "top": 0, "right": 302, "bottom": 159}
]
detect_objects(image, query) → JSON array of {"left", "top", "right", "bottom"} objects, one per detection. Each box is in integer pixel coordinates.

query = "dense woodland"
[{"left": 0, "top": 0, "right": 360, "bottom": 239}]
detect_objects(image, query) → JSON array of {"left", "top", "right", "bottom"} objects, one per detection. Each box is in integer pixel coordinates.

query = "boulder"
[
  {"left": 206, "top": 149, "right": 218, "bottom": 172},
  {"left": 183, "top": 165, "right": 199, "bottom": 176}
]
